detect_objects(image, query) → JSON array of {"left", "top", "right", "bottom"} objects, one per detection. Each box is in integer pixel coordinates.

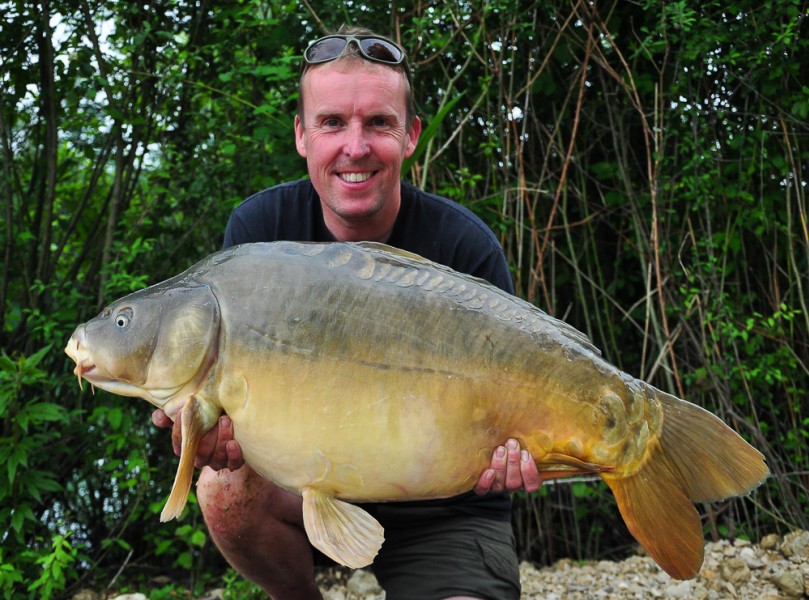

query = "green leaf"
[
  {"left": 190, "top": 529, "right": 207, "bottom": 547},
  {"left": 155, "top": 539, "right": 173, "bottom": 555},
  {"left": 107, "top": 407, "right": 123, "bottom": 430},
  {"left": 25, "top": 345, "right": 53, "bottom": 368},
  {"left": 175, "top": 551, "right": 192, "bottom": 570},
  {"left": 6, "top": 447, "right": 27, "bottom": 484},
  {"left": 23, "top": 402, "right": 68, "bottom": 424},
  {"left": 0, "top": 353, "right": 15, "bottom": 373},
  {"left": 11, "top": 509, "right": 24, "bottom": 533}
]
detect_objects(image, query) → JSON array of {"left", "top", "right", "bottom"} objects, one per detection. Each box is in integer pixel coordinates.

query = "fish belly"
[
  {"left": 215, "top": 346, "right": 621, "bottom": 503},
  {"left": 222, "top": 356, "right": 519, "bottom": 501}
]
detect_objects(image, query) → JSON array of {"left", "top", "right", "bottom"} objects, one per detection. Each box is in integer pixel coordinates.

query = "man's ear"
[
  {"left": 294, "top": 114, "right": 307, "bottom": 158},
  {"left": 404, "top": 116, "right": 422, "bottom": 158}
]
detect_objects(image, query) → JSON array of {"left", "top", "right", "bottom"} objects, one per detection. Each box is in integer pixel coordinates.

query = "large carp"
[{"left": 65, "top": 241, "right": 768, "bottom": 579}]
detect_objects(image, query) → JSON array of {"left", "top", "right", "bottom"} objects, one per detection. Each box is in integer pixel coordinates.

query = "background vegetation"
[{"left": 2, "top": 0, "right": 807, "bottom": 596}]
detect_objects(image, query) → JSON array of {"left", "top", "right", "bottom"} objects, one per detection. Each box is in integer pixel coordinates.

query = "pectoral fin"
[
  {"left": 301, "top": 487, "right": 384, "bottom": 569},
  {"left": 160, "top": 397, "right": 206, "bottom": 522}
]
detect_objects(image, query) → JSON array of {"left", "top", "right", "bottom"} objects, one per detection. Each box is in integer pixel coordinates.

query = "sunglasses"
[{"left": 303, "top": 35, "right": 406, "bottom": 66}]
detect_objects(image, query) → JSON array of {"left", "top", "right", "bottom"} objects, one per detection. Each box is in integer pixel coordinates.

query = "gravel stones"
[
  {"left": 314, "top": 530, "right": 809, "bottom": 599},
  {"left": 516, "top": 532, "right": 809, "bottom": 599}
]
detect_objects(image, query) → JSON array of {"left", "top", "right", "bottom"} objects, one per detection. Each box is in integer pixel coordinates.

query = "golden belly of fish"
[{"left": 64, "top": 241, "right": 768, "bottom": 579}]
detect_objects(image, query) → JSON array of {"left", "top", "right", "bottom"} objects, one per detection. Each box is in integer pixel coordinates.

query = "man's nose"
[{"left": 343, "top": 124, "right": 370, "bottom": 158}]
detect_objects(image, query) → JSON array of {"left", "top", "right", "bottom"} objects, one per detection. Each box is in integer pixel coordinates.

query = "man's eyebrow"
[
  {"left": 309, "top": 107, "right": 402, "bottom": 124},
  {"left": 312, "top": 109, "right": 342, "bottom": 119}
]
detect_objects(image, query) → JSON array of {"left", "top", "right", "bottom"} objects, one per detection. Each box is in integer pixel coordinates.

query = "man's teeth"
[{"left": 339, "top": 172, "right": 371, "bottom": 183}]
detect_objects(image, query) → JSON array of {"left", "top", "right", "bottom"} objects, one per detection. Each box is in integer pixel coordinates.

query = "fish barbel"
[{"left": 64, "top": 241, "right": 768, "bottom": 579}]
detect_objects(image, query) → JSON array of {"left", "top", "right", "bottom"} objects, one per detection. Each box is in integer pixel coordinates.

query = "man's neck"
[
  {"left": 322, "top": 212, "right": 396, "bottom": 243},
  {"left": 320, "top": 193, "right": 401, "bottom": 243}
]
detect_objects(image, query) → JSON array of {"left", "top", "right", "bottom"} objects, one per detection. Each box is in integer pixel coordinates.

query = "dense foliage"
[{"left": 2, "top": 0, "right": 807, "bottom": 596}]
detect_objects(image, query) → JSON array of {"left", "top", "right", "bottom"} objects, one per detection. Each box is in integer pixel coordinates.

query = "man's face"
[{"left": 295, "top": 60, "right": 421, "bottom": 242}]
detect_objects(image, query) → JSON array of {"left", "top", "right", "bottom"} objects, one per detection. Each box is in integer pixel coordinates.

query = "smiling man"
[
  {"left": 153, "top": 25, "right": 541, "bottom": 600},
  {"left": 293, "top": 53, "right": 418, "bottom": 242}
]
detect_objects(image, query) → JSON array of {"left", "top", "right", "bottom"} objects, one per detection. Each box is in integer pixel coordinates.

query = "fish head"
[{"left": 65, "top": 282, "right": 220, "bottom": 411}]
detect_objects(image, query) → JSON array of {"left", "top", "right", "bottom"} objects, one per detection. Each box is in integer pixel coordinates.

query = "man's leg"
[
  {"left": 197, "top": 465, "right": 323, "bottom": 600},
  {"left": 370, "top": 505, "right": 521, "bottom": 600}
]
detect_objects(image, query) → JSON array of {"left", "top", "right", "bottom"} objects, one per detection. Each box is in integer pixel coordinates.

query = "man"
[{"left": 153, "top": 26, "right": 541, "bottom": 600}]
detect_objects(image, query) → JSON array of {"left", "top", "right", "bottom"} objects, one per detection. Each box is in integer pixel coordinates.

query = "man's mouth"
[{"left": 338, "top": 171, "right": 373, "bottom": 183}]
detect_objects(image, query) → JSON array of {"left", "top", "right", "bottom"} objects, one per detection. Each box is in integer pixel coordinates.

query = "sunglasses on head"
[{"left": 303, "top": 34, "right": 406, "bottom": 66}]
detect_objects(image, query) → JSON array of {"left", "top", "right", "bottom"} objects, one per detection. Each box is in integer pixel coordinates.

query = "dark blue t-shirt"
[{"left": 224, "top": 178, "right": 514, "bottom": 520}]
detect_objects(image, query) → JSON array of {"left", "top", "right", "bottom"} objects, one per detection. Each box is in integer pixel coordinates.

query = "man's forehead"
[
  {"left": 302, "top": 58, "right": 407, "bottom": 92},
  {"left": 301, "top": 62, "right": 408, "bottom": 115}
]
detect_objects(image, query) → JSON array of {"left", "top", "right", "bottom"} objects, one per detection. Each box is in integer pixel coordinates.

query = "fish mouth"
[
  {"left": 73, "top": 360, "right": 98, "bottom": 391},
  {"left": 65, "top": 330, "right": 101, "bottom": 392}
]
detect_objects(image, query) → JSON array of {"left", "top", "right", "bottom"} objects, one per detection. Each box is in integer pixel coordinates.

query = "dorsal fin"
[{"left": 354, "top": 241, "right": 431, "bottom": 263}]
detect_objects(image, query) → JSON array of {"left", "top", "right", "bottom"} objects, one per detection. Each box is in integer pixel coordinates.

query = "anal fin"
[
  {"left": 536, "top": 452, "right": 614, "bottom": 480},
  {"left": 301, "top": 487, "right": 384, "bottom": 569},
  {"left": 160, "top": 397, "right": 206, "bottom": 522}
]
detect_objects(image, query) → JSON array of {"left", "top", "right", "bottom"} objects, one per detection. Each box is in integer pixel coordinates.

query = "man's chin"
[{"left": 327, "top": 196, "right": 386, "bottom": 221}]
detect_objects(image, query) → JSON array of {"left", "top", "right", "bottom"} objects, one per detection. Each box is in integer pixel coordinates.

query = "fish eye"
[{"left": 115, "top": 308, "right": 133, "bottom": 328}]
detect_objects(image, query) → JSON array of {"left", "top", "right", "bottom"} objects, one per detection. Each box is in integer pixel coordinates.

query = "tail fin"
[{"left": 604, "top": 389, "right": 769, "bottom": 580}]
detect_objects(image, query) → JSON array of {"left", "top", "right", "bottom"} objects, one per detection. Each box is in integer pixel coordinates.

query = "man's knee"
[
  {"left": 197, "top": 466, "right": 303, "bottom": 543},
  {"left": 198, "top": 468, "right": 243, "bottom": 536}
]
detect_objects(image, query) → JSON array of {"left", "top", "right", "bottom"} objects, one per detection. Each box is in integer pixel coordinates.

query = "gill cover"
[{"left": 84, "top": 282, "right": 219, "bottom": 397}]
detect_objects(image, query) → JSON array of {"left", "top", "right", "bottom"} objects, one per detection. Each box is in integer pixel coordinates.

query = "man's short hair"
[{"left": 297, "top": 25, "right": 416, "bottom": 129}]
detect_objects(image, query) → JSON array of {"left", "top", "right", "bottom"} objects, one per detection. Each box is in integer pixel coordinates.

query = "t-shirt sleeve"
[
  {"left": 470, "top": 247, "right": 514, "bottom": 295},
  {"left": 223, "top": 207, "right": 256, "bottom": 248}
]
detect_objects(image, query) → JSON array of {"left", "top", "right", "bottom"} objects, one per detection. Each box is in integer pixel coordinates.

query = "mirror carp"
[{"left": 65, "top": 241, "right": 769, "bottom": 579}]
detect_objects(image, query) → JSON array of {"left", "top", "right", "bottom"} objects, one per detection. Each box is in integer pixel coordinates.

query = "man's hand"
[
  {"left": 151, "top": 408, "right": 245, "bottom": 471},
  {"left": 474, "top": 438, "right": 542, "bottom": 495}
]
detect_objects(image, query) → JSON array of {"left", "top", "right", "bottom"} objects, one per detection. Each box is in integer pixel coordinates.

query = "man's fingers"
[
  {"left": 490, "top": 444, "right": 508, "bottom": 492},
  {"left": 225, "top": 439, "right": 244, "bottom": 471},
  {"left": 504, "top": 438, "right": 522, "bottom": 490},
  {"left": 171, "top": 412, "right": 184, "bottom": 457},
  {"left": 482, "top": 439, "right": 545, "bottom": 494},
  {"left": 474, "top": 468, "right": 496, "bottom": 495},
  {"left": 520, "top": 450, "right": 543, "bottom": 493},
  {"left": 159, "top": 407, "right": 243, "bottom": 472},
  {"left": 192, "top": 415, "right": 227, "bottom": 469},
  {"left": 151, "top": 408, "right": 172, "bottom": 429},
  {"left": 198, "top": 416, "right": 233, "bottom": 469}
]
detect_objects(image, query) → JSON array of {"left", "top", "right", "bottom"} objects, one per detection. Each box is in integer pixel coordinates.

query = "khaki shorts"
[{"left": 367, "top": 504, "right": 521, "bottom": 600}]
